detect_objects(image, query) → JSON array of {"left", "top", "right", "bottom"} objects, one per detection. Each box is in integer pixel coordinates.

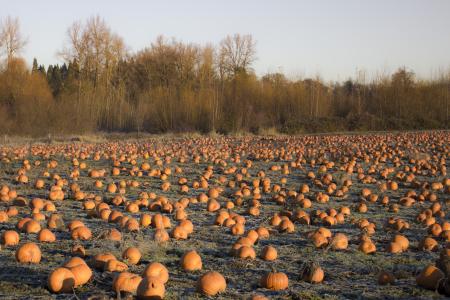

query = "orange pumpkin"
[
  {"left": 260, "top": 271, "right": 288, "bottom": 290},
  {"left": 142, "top": 263, "right": 169, "bottom": 284},
  {"left": 197, "top": 271, "right": 227, "bottom": 296},
  {"left": 48, "top": 267, "right": 76, "bottom": 293},
  {"left": 180, "top": 250, "right": 202, "bottom": 271},
  {"left": 16, "top": 242, "right": 41, "bottom": 263}
]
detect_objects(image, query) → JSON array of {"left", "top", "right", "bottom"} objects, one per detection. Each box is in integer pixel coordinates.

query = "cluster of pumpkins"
[{"left": 0, "top": 131, "right": 448, "bottom": 298}]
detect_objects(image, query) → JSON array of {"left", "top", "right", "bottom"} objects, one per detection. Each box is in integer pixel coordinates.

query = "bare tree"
[
  {"left": 219, "top": 34, "right": 256, "bottom": 77},
  {"left": 60, "top": 15, "right": 126, "bottom": 80},
  {"left": 59, "top": 16, "right": 127, "bottom": 127},
  {"left": 0, "top": 16, "right": 27, "bottom": 64}
]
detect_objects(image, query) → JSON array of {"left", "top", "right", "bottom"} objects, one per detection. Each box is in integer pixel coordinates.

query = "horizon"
[{"left": 2, "top": 0, "right": 450, "bottom": 81}]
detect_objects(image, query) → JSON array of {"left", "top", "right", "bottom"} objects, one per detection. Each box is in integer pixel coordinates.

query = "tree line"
[{"left": 0, "top": 16, "right": 449, "bottom": 136}]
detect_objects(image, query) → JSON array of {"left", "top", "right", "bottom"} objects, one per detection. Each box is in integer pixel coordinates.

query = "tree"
[
  {"left": 37, "top": 65, "right": 46, "bottom": 76},
  {"left": 392, "top": 67, "right": 415, "bottom": 88},
  {"left": 59, "top": 16, "right": 127, "bottom": 129},
  {"left": 48, "top": 65, "right": 63, "bottom": 96},
  {"left": 198, "top": 45, "right": 219, "bottom": 131},
  {"left": 219, "top": 34, "right": 256, "bottom": 77},
  {"left": 32, "top": 58, "right": 38, "bottom": 74},
  {"left": 60, "top": 15, "right": 126, "bottom": 84},
  {"left": 217, "top": 34, "right": 257, "bottom": 132},
  {"left": 391, "top": 67, "right": 415, "bottom": 120},
  {"left": 0, "top": 15, "right": 448, "bottom": 136},
  {"left": 0, "top": 16, "right": 27, "bottom": 65}
]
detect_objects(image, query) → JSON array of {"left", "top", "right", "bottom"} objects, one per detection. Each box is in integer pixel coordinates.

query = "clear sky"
[{"left": 2, "top": 0, "right": 450, "bottom": 81}]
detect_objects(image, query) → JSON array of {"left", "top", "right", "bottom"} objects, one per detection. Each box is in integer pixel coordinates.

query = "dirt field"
[{"left": 0, "top": 132, "right": 449, "bottom": 299}]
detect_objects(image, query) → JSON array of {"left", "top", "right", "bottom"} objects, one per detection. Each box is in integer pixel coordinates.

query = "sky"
[{"left": 1, "top": 0, "right": 450, "bottom": 81}]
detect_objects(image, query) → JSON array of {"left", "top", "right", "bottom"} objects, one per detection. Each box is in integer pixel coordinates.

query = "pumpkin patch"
[{"left": 0, "top": 132, "right": 448, "bottom": 298}]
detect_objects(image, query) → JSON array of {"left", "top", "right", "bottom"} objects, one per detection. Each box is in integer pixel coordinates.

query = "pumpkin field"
[{"left": 0, "top": 131, "right": 449, "bottom": 299}]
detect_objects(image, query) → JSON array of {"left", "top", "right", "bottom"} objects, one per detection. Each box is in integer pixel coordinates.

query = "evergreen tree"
[
  {"left": 45, "top": 64, "right": 64, "bottom": 96},
  {"left": 46, "top": 65, "right": 54, "bottom": 82},
  {"left": 32, "top": 58, "right": 38, "bottom": 74},
  {"left": 38, "top": 65, "right": 46, "bottom": 76},
  {"left": 52, "top": 65, "right": 62, "bottom": 96},
  {"left": 60, "top": 63, "right": 68, "bottom": 81},
  {"left": 67, "top": 59, "right": 80, "bottom": 80},
  {"left": 63, "top": 59, "right": 80, "bottom": 93}
]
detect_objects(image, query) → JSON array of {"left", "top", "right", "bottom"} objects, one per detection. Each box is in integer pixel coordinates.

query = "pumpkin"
[
  {"left": 260, "top": 245, "right": 277, "bottom": 261},
  {"left": 162, "top": 216, "right": 172, "bottom": 228},
  {"left": 246, "top": 230, "right": 259, "bottom": 243},
  {"left": 123, "top": 247, "right": 141, "bottom": 265},
  {"left": 416, "top": 264, "right": 444, "bottom": 290},
  {"left": 256, "top": 227, "right": 270, "bottom": 239},
  {"left": 102, "top": 228, "right": 122, "bottom": 241},
  {"left": 47, "top": 214, "right": 64, "bottom": 229},
  {"left": 136, "top": 276, "right": 165, "bottom": 300},
  {"left": 429, "top": 223, "right": 442, "bottom": 237},
  {"left": 152, "top": 214, "right": 165, "bottom": 229},
  {"left": 23, "top": 219, "right": 41, "bottom": 233},
  {"left": 196, "top": 271, "right": 227, "bottom": 296},
  {"left": 311, "top": 231, "right": 328, "bottom": 248},
  {"left": 48, "top": 267, "right": 76, "bottom": 293},
  {"left": 112, "top": 271, "right": 142, "bottom": 294},
  {"left": 179, "top": 219, "right": 194, "bottom": 234},
  {"left": 38, "top": 228, "right": 56, "bottom": 243},
  {"left": 419, "top": 237, "right": 438, "bottom": 251},
  {"left": 35, "top": 179, "right": 45, "bottom": 189},
  {"left": 300, "top": 263, "right": 324, "bottom": 283},
  {"left": 392, "top": 234, "right": 409, "bottom": 251},
  {"left": 359, "top": 240, "right": 376, "bottom": 254},
  {"left": 316, "top": 227, "right": 332, "bottom": 238},
  {"left": 224, "top": 217, "right": 236, "bottom": 227},
  {"left": 237, "top": 246, "right": 256, "bottom": 259},
  {"left": 63, "top": 257, "right": 92, "bottom": 286},
  {"left": 17, "top": 217, "right": 32, "bottom": 231},
  {"left": 386, "top": 242, "right": 403, "bottom": 254},
  {"left": 124, "top": 218, "right": 140, "bottom": 232},
  {"left": 0, "top": 211, "right": 8, "bottom": 222},
  {"left": 105, "top": 259, "right": 129, "bottom": 272},
  {"left": 175, "top": 209, "right": 187, "bottom": 220},
  {"left": 6, "top": 206, "right": 18, "bottom": 217},
  {"left": 153, "top": 229, "right": 169, "bottom": 243},
  {"left": 330, "top": 233, "right": 348, "bottom": 250},
  {"left": 142, "top": 263, "right": 169, "bottom": 284},
  {"left": 278, "top": 219, "right": 295, "bottom": 233},
  {"left": 260, "top": 271, "right": 288, "bottom": 290},
  {"left": 357, "top": 202, "right": 368, "bottom": 213},
  {"left": 231, "top": 223, "right": 245, "bottom": 235},
  {"left": 1, "top": 230, "right": 19, "bottom": 246},
  {"left": 207, "top": 199, "right": 221, "bottom": 212},
  {"left": 171, "top": 225, "right": 188, "bottom": 240},
  {"left": 140, "top": 214, "right": 152, "bottom": 227},
  {"left": 71, "top": 226, "right": 92, "bottom": 240},
  {"left": 180, "top": 250, "right": 202, "bottom": 271},
  {"left": 92, "top": 253, "right": 116, "bottom": 269},
  {"left": 208, "top": 188, "right": 219, "bottom": 198},
  {"left": 32, "top": 212, "right": 46, "bottom": 221},
  {"left": 16, "top": 242, "right": 41, "bottom": 263},
  {"left": 83, "top": 200, "right": 96, "bottom": 210}
]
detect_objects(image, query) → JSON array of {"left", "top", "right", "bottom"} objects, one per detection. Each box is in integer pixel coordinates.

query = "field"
[{"left": 0, "top": 131, "right": 449, "bottom": 299}]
